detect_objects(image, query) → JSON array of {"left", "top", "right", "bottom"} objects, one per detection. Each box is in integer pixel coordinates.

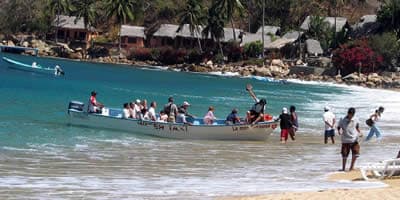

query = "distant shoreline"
[{"left": 5, "top": 51, "right": 400, "bottom": 92}]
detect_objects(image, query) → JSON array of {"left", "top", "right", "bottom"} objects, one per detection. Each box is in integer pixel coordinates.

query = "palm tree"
[
  {"left": 47, "top": 0, "right": 73, "bottom": 43},
  {"left": 214, "top": 0, "right": 244, "bottom": 41},
  {"left": 177, "top": 0, "right": 206, "bottom": 52},
  {"left": 202, "top": 3, "right": 225, "bottom": 56},
  {"left": 104, "top": 0, "right": 136, "bottom": 53},
  {"left": 71, "top": 0, "right": 96, "bottom": 30}
]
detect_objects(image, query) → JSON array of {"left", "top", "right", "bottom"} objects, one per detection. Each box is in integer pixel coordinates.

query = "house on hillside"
[
  {"left": 149, "top": 24, "right": 179, "bottom": 47},
  {"left": 300, "top": 16, "right": 349, "bottom": 33},
  {"left": 120, "top": 25, "right": 145, "bottom": 50},
  {"left": 351, "top": 15, "right": 380, "bottom": 38},
  {"left": 53, "top": 15, "right": 98, "bottom": 46}
]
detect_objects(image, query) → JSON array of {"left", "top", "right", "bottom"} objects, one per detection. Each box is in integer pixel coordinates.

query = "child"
[
  {"left": 158, "top": 110, "right": 168, "bottom": 122},
  {"left": 203, "top": 106, "right": 216, "bottom": 125},
  {"left": 278, "top": 107, "right": 292, "bottom": 144}
]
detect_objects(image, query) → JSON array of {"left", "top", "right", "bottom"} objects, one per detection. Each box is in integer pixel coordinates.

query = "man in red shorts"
[{"left": 337, "top": 107, "right": 361, "bottom": 171}]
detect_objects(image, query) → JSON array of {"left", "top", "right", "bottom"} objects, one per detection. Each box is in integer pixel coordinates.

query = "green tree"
[
  {"left": 213, "top": 0, "right": 244, "bottom": 40},
  {"left": 71, "top": 0, "right": 96, "bottom": 30},
  {"left": 202, "top": 2, "right": 225, "bottom": 56},
  {"left": 307, "top": 16, "right": 333, "bottom": 51},
  {"left": 177, "top": 0, "right": 206, "bottom": 52},
  {"left": 47, "top": 0, "right": 74, "bottom": 42},
  {"left": 378, "top": 0, "right": 400, "bottom": 39},
  {"left": 104, "top": 0, "right": 137, "bottom": 53}
]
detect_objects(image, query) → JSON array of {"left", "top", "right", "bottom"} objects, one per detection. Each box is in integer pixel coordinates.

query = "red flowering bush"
[
  {"left": 158, "top": 47, "right": 187, "bottom": 65},
  {"left": 333, "top": 39, "right": 383, "bottom": 76},
  {"left": 128, "top": 47, "right": 152, "bottom": 61}
]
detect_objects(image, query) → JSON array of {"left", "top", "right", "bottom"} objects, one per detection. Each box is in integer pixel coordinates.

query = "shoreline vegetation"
[
  {"left": 20, "top": 48, "right": 400, "bottom": 91},
  {"left": 219, "top": 170, "right": 400, "bottom": 200},
  {"left": 1, "top": 1, "right": 400, "bottom": 91}
]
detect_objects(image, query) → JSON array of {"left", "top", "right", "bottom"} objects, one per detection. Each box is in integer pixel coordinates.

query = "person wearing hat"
[
  {"left": 245, "top": 84, "right": 267, "bottom": 124},
  {"left": 88, "top": 91, "right": 104, "bottom": 113},
  {"left": 179, "top": 101, "right": 195, "bottom": 119},
  {"left": 278, "top": 107, "right": 292, "bottom": 144},
  {"left": 225, "top": 108, "right": 241, "bottom": 125},
  {"left": 323, "top": 106, "right": 336, "bottom": 144},
  {"left": 163, "top": 97, "right": 178, "bottom": 123}
]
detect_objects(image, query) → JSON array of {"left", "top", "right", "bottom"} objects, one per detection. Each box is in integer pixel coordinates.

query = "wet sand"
[{"left": 219, "top": 170, "right": 400, "bottom": 200}]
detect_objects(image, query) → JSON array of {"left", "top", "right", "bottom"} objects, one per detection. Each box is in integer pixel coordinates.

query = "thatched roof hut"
[
  {"left": 256, "top": 25, "right": 281, "bottom": 35},
  {"left": 54, "top": 15, "right": 96, "bottom": 31},
  {"left": 300, "top": 16, "right": 348, "bottom": 32},
  {"left": 121, "top": 25, "right": 146, "bottom": 39},
  {"left": 305, "top": 39, "right": 323, "bottom": 56}
]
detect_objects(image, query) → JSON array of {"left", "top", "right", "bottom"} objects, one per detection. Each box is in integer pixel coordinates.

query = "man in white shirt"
[
  {"left": 323, "top": 106, "right": 336, "bottom": 144},
  {"left": 147, "top": 101, "right": 157, "bottom": 121}
]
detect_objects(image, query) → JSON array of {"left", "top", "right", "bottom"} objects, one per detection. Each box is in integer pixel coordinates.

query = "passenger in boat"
[
  {"left": 122, "top": 103, "right": 131, "bottom": 119},
  {"left": 278, "top": 107, "right": 292, "bottom": 144},
  {"left": 158, "top": 110, "right": 168, "bottom": 122},
  {"left": 226, "top": 108, "right": 241, "bottom": 125},
  {"left": 129, "top": 102, "right": 135, "bottom": 118},
  {"left": 133, "top": 99, "right": 142, "bottom": 119},
  {"left": 203, "top": 106, "right": 216, "bottom": 125},
  {"left": 164, "top": 97, "right": 178, "bottom": 123},
  {"left": 140, "top": 99, "right": 149, "bottom": 120},
  {"left": 245, "top": 84, "right": 267, "bottom": 124},
  {"left": 88, "top": 91, "right": 104, "bottom": 113},
  {"left": 179, "top": 101, "right": 195, "bottom": 118},
  {"left": 176, "top": 108, "right": 192, "bottom": 125},
  {"left": 147, "top": 101, "right": 157, "bottom": 121}
]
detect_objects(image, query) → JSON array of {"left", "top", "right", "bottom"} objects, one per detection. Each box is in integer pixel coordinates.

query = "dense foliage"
[{"left": 333, "top": 39, "right": 383, "bottom": 76}]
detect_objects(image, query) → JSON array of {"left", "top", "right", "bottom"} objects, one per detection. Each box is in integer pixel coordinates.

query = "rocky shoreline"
[
  {"left": 3, "top": 37, "right": 400, "bottom": 90},
  {"left": 89, "top": 56, "right": 400, "bottom": 90}
]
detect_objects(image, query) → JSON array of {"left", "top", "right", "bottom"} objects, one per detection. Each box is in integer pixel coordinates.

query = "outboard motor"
[{"left": 68, "top": 101, "right": 85, "bottom": 113}]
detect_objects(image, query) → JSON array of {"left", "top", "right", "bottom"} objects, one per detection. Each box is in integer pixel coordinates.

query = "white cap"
[
  {"left": 183, "top": 101, "right": 190, "bottom": 106},
  {"left": 136, "top": 99, "right": 141, "bottom": 103},
  {"left": 324, "top": 106, "right": 330, "bottom": 111},
  {"left": 282, "top": 107, "right": 288, "bottom": 114}
]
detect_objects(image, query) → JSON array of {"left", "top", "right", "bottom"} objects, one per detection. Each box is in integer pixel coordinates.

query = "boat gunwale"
[{"left": 68, "top": 108, "right": 278, "bottom": 128}]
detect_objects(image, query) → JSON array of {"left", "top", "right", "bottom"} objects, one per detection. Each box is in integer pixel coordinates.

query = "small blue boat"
[{"left": 2, "top": 56, "right": 64, "bottom": 76}]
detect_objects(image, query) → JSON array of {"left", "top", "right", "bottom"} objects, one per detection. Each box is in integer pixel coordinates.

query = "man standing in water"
[
  {"left": 337, "top": 107, "right": 361, "bottom": 171},
  {"left": 323, "top": 106, "right": 336, "bottom": 144}
]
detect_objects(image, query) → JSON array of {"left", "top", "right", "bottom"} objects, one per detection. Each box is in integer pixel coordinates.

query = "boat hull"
[
  {"left": 67, "top": 109, "right": 278, "bottom": 141},
  {"left": 3, "top": 57, "right": 58, "bottom": 75}
]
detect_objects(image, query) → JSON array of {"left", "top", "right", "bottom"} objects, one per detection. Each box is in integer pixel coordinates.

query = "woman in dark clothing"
[{"left": 279, "top": 107, "right": 292, "bottom": 144}]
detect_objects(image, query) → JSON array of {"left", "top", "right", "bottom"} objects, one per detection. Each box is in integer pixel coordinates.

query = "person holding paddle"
[{"left": 245, "top": 84, "right": 267, "bottom": 124}]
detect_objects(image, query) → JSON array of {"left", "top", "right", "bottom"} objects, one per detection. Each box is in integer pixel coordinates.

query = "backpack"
[
  {"left": 365, "top": 118, "right": 374, "bottom": 127},
  {"left": 164, "top": 103, "right": 173, "bottom": 115}
]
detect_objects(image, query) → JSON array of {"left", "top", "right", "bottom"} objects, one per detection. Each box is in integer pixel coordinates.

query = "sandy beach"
[{"left": 220, "top": 170, "right": 400, "bottom": 200}]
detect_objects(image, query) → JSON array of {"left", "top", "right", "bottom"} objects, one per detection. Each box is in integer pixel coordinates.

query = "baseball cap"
[
  {"left": 324, "top": 106, "right": 330, "bottom": 111},
  {"left": 183, "top": 101, "right": 190, "bottom": 106},
  {"left": 136, "top": 99, "right": 141, "bottom": 103},
  {"left": 282, "top": 107, "right": 288, "bottom": 114}
]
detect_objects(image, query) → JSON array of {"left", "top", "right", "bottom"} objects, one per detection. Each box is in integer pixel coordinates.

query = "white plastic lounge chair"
[{"left": 360, "top": 158, "right": 400, "bottom": 180}]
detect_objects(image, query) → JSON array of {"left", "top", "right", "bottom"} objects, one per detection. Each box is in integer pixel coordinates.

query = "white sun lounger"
[{"left": 360, "top": 158, "right": 400, "bottom": 180}]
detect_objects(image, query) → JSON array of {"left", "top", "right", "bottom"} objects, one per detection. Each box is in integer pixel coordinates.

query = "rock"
[
  {"left": 271, "top": 59, "right": 285, "bottom": 67},
  {"left": 366, "top": 81, "right": 376, "bottom": 88},
  {"left": 254, "top": 67, "right": 272, "bottom": 77},
  {"left": 343, "top": 73, "right": 359, "bottom": 82},
  {"left": 206, "top": 60, "right": 213, "bottom": 66},
  {"left": 188, "top": 65, "right": 209, "bottom": 73},
  {"left": 69, "top": 52, "right": 82, "bottom": 59}
]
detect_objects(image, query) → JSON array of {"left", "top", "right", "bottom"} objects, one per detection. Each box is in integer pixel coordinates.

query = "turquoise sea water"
[{"left": 0, "top": 53, "right": 399, "bottom": 199}]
